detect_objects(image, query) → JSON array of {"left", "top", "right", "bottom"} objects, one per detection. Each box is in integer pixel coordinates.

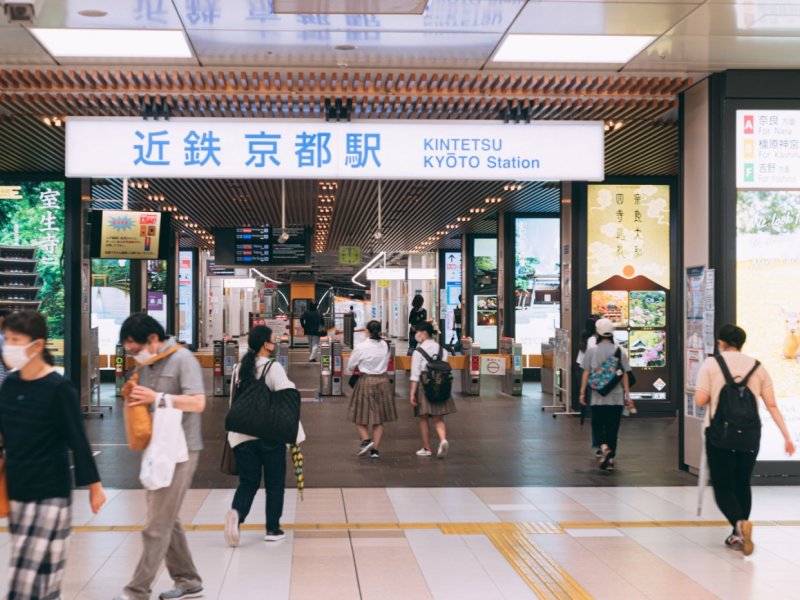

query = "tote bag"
[{"left": 140, "top": 406, "right": 188, "bottom": 491}]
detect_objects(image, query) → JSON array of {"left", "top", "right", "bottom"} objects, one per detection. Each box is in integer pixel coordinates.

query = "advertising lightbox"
[{"left": 472, "top": 237, "right": 498, "bottom": 351}]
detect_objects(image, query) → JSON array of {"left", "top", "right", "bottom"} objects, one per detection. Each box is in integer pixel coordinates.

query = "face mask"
[
  {"left": 3, "top": 341, "right": 37, "bottom": 371},
  {"left": 133, "top": 349, "right": 155, "bottom": 364},
  {"left": 415, "top": 334, "right": 424, "bottom": 344}
]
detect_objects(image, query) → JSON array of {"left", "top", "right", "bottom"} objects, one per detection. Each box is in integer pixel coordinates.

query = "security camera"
[
  {"left": 373, "top": 230, "right": 383, "bottom": 241},
  {"left": 2, "top": 0, "right": 44, "bottom": 23},
  {"left": 277, "top": 231, "right": 290, "bottom": 244}
]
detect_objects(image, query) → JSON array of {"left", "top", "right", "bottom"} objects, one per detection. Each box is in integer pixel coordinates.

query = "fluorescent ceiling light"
[
  {"left": 30, "top": 28, "right": 193, "bottom": 59},
  {"left": 407, "top": 268, "right": 437, "bottom": 280},
  {"left": 224, "top": 278, "right": 257, "bottom": 289},
  {"left": 366, "top": 268, "right": 405, "bottom": 281},
  {"left": 493, "top": 34, "right": 655, "bottom": 64}
]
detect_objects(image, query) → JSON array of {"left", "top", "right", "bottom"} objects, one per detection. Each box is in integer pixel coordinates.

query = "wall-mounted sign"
[
  {"left": 408, "top": 268, "right": 437, "bottom": 280},
  {"left": 587, "top": 184, "right": 671, "bottom": 402},
  {"left": 178, "top": 251, "right": 194, "bottom": 347},
  {"left": 366, "top": 268, "right": 405, "bottom": 280},
  {"left": 736, "top": 110, "right": 800, "bottom": 189},
  {"left": 66, "top": 118, "right": 605, "bottom": 181},
  {"left": 339, "top": 245, "right": 362, "bottom": 266},
  {"left": 443, "top": 251, "right": 462, "bottom": 345}
]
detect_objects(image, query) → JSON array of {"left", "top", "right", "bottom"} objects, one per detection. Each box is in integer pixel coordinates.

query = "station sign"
[{"left": 65, "top": 118, "right": 604, "bottom": 181}]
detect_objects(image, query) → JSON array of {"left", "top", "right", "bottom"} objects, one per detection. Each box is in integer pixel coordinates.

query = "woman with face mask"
[
  {"left": 224, "top": 325, "right": 305, "bottom": 548},
  {"left": 0, "top": 310, "right": 106, "bottom": 599}
]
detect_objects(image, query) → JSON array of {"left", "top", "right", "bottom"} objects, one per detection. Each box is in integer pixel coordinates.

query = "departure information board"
[
  {"left": 235, "top": 226, "right": 270, "bottom": 264},
  {"left": 270, "top": 227, "right": 310, "bottom": 266}
]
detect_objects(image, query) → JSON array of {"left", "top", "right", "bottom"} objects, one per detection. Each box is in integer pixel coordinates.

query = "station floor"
[
  {"left": 16, "top": 350, "right": 795, "bottom": 599},
  {"left": 1, "top": 486, "right": 798, "bottom": 599}
]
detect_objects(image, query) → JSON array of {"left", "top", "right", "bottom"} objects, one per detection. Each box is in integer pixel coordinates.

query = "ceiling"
[{"left": 3, "top": 0, "right": 800, "bottom": 276}]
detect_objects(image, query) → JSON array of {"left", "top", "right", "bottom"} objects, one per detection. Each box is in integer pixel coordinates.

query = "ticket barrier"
[
  {"left": 223, "top": 340, "right": 239, "bottom": 396},
  {"left": 276, "top": 338, "right": 290, "bottom": 373},
  {"left": 343, "top": 313, "right": 355, "bottom": 348},
  {"left": 213, "top": 340, "right": 225, "bottom": 396},
  {"left": 499, "top": 338, "right": 523, "bottom": 396},
  {"left": 461, "top": 339, "right": 481, "bottom": 396},
  {"left": 320, "top": 340, "right": 344, "bottom": 396},
  {"left": 387, "top": 342, "right": 397, "bottom": 396},
  {"left": 114, "top": 343, "right": 126, "bottom": 397}
]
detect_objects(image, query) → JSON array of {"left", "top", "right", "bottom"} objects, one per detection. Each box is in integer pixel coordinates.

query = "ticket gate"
[
  {"left": 276, "top": 338, "right": 290, "bottom": 372},
  {"left": 115, "top": 343, "right": 126, "bottom": 397},
  {"left": 461, "top": 339, "right": 481, "bottom": 396},
  {"left": 223, "top": 340, "right": 239, "bottom": 396},
  {"left": 387, "top": 342, "right": 397, "bottom": 395},
  {"left": 213, "top": 340, "right": 225, "bottom": 396},
  {"left": 320, "top": 340, "right": 344, "bottom": 396},
  {"left": 499, "top": 337, "right": 523, "bottom": 396},
  {"left": 343, "top": 312, "right": 355, "bottom": 348}
]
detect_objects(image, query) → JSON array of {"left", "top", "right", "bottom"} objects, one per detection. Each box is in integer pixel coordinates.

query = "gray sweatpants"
[{"left": 124, "top": 452, "right": 202, "bottom": 600}]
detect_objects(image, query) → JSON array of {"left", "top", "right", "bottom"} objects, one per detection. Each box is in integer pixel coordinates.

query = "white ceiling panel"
[
  {"left": 659, "top": 2, "right": 800, "bottom": 36},
  {"left": 177, "top": 0, "right": 525, "bottom": 33},
  {"left": 0, "top": 27, "right": 54, "bottom": 65},
  {"left": 510, "top": 2, "right": 698, "bottom": 36},
  {"left": 190, "top": 30, "right": 499, "bottom": 68},
  {"left": 31, "top": 0, "right": 185, "bottom": 29},
  {"left": 628, "top": 33, "right": 800, "bottom": 70}
]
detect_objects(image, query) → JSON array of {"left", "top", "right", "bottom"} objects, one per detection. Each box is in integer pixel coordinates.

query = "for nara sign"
[{"left": 65, "top": 118, "right": 604, "bottom": 181}]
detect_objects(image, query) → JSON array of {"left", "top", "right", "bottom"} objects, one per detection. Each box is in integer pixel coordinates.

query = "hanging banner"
[{"left": 65, "top": 118, "right": 604, "bottom": 181}]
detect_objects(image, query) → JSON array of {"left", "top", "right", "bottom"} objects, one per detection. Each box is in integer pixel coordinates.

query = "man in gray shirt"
[
  {"left": 579, "top": 318, "right": 634, "bottom": 472},
  {"left": 114, "top": 314, "right": 206, "bottom": 600}
]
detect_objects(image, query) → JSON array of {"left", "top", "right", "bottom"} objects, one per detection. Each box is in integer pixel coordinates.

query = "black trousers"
[
  {"left": 591, "top": 405, "right": 623, "bottom": 458},
  {"left": 232, "top": 439, "right": 287, "bottom": 532},
  {"left": 706, "top": 438, "right": 758, "bottom": 529}
]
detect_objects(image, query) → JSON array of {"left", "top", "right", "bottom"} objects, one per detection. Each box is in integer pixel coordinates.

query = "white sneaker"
[
  {"left": 437, "top": 440, "right": 449, "bottom": 459},
  {"left": 416, "top": 448, "right": 433, "bottom": 457},
  {"left": 264, "top": 528, "right": 286, "bottom": 542},
  {"left": 224, "top": 509, "right": 240, "bottom": 548}
]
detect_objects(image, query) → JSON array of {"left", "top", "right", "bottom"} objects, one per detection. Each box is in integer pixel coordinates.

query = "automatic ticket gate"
[
  {"left": 276, "top": 337, "right": 290, "bottom": 372},
  {"left": 499, "top": 337, "right": 523, "bottom": 396},
  {"left": 115, "top": 343, "right": 126, "bottom": 397},
  {"left": 320, "top": 340, "right": 344, "bottom": 396},
  {"left": 213, "top": 340, "right": 224, "bottom": 396},
  {"left": 461, "top": 339, "right": 481, "bottom": 396},
  {"left": 223, "top": 340, "right": 238, "bottom": 396}
]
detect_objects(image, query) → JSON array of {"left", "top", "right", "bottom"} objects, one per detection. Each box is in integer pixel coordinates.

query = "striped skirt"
[
  {"left": 348, "top": 374, "right": 397, "bottom": 426},
  {"left": 8, "top": 497, "right": 72, "bottom": 600},
  {"left": 414, "top": 383, "right": 457, "bottom": 417}
]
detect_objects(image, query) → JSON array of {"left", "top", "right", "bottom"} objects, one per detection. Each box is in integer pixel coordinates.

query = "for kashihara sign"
[{"left": 65, "top": 118, "right": 604, "bottom": 181}]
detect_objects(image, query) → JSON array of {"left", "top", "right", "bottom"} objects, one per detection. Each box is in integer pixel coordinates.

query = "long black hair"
[
  {"left": 412, "top": 294, "right": 424, "bottom": 310},
  {"left": 239, "top": 325, "right": 273, "bottom": 386},
  {"left": 579, "top": 316, "right": 598, "bottom": 353},
  {"left": 366, "top": 320, "right": 382, "bottom": 341},
  {"left": 2, "top": 309, "right": 55, "bottom": 366}
]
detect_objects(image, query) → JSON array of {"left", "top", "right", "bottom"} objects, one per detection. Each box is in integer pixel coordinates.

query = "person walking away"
[
  {"left": 301, "top": 302, "right": 322, "bottom": 362},
  {"left": 0, "top": 310, "right": 106, "bottom": 600},
  {"left": 346, "top": 320, "right": 396, "bottom": 459},
  {"left": 115, "top": 313, "right": 206, "bottom": 600},
  {"left": 579, "top": 318, "right": 633, "bottom": 472},
  {"left": 407, "top": 295, "right": 427, "bottom": 354},
  {"left": 348, "top": 305, "right": 358, "bottom": 347},
  {"left": 224, "top": 325, "right": 303, "bottom": 547},
  {"left": 410, "top": 322, "right": 456, "bottom": 459},
  {"left": 695, "top": 324, "right": 795, "bottom": 556},
  {"left": 576, "top": 316, "right": 600, "bottom": 455}
]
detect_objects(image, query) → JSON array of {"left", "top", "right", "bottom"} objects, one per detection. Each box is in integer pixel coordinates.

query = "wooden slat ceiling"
[{"left": 0, "top": 67, "right": 689, "bottom": 269}]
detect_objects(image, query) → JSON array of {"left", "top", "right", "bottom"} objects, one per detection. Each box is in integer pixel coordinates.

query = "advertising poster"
[
  {"left": 146, "top": 260, "right": 168, "bottom": 330},
  {"left": 587, "top": 184, "right": 671, "bottom": 401},
  {"left": 514, "top": 218, "right": 560, "bottom": 355},
  {"left": 736, "top": 187, "right": 800, "bottom": 461},
  {"left": 178, "top": 251, "right": 194, "bottom": 346},
  {"left": 443, "top": 251, "right": 462, "bottom": 346},
  {"left": 0, "top": 181, "right": 65, "bottom": 366},
  {"left": 99, "top": 210, "right": 162, "bottom": 259},
  {"left": 91, "top": 259, "right": 131, "bottom": 355},
  {"left": 473, "top": 238, "right": 498, "bottom": 350}
]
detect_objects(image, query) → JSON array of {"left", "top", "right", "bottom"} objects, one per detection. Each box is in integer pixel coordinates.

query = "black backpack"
[
  {"left": 707, "top": 356, "right": 762, "bottom": 453},
  {"left": 415, "top": 347, "right": 453, "bottom": 404}
]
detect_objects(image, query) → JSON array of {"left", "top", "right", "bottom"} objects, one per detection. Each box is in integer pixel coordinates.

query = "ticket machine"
[
  {"left": 461, "top": 339, "right": 481, "bottom": 396},
  {"left": 499, "top": 337, "right": 523, "bottom": 396}
]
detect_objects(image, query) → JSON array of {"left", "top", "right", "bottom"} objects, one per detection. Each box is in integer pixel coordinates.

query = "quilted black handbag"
[{"left": 224, "top": 362, "right": 301, "bottom": 444}]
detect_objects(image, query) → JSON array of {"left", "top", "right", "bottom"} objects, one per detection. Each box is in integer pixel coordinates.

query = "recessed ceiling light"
[
  {"left": 30, "top": 28, "right": 193, "bottom": 59},
  {"left": 493, "top": 34, "right": 656, "bottom": 64},
  {"left": 78, "top": 9, "right": 108, "bottom": 17}
]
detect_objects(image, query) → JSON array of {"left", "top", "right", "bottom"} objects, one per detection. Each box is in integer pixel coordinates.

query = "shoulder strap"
[
  {"left": 714, "top": 355, "right": 737, "bottom": 386},
  {"left": 740, "top": 360, "right": 761, "bottom": 387},
  {"left": 259, "top": 360, "right": 274, "bottom": 382},
  {"left": 415, "top": 347, "right": 434, "bottom": 365},
  {"left": 133, "top": 344, "right": 182, "bottom": 376}
]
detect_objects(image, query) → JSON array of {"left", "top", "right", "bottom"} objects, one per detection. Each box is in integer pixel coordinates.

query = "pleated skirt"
[
  {"left": 414, "top": 384, "right": 457, "bottom": 417},
  {"left": 348, "top": 374, "right": 398, "bottom": 426}
]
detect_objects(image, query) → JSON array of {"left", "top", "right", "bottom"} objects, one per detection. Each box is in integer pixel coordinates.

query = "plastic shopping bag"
[{"left": 140, "top": 406, "right": 189, "bottom": 491}]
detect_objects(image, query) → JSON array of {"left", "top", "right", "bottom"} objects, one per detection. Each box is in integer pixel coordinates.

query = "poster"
[
  {"left": 736, "top": 187, "right": 800, "bottom": 461},
  {"left": 178, "top": 250, "right": 194, "bottom": 346},
  {"left": 443, "top": 251, "right": 462, "bottom": 346},
  {"left": 99, "top": 210, "right": 162, "bottom": 259},
  {"left": 514, "top": 218, "right": 560, "bottom": 355},
  {"left": 473, "top": 238, "right": 497, "bottom": 350},
  {"left": 587, "top": 183, "right": 671, "bottom": 402},
  {"left": 0, "top": 181, "right": 65, "bottom": 366}
]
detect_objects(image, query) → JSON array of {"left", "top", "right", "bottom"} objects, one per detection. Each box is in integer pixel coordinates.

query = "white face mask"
[
  {"left": 133, "top": 349, "right": 155, "bottom": 364},
  {"left": 3, "top": 341, "right": 37, "bottom": 371},
  {"left": 415, "top": 333, "right": 424, "bottom": 344}
]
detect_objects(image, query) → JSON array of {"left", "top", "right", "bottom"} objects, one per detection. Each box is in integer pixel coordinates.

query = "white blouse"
[
  {"left": 410, "top": 339, "right": 448, "bottom": 382},
  {"left": 347, "top": 338, "right": 390, "bottom": 375},
  {"left": 228, "top": 357, "right": 305, "bottom": 448}
]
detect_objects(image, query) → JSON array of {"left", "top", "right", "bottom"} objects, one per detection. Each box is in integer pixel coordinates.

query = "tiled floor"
[{"left": 4, "top": 486, "right": 799, "bottom": 599}]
